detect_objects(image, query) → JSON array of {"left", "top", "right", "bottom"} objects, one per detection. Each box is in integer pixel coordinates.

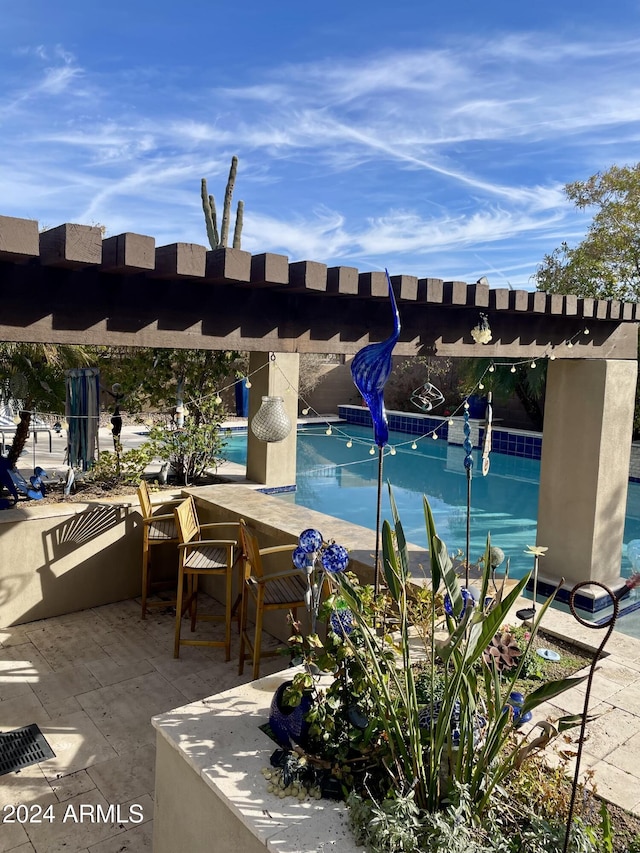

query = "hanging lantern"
[
  {"left": 470, "top": 313, "right": 492, "bottom": 344},
  {"left": 250, "top": 396, "right": 292, "bottom": 442}
]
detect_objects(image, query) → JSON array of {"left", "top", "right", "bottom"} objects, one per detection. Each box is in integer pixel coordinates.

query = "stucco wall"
[{"left": 0, "top": 495, "right": 179, "bottom": 627}]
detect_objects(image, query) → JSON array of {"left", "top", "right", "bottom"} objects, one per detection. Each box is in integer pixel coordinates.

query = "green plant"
[
  {"left": 144, "top": 397, "right": 229, "bottom": 485},
  {"left": 201, "top": 156, "right": 244, "bottom": 249},
  {"left": 87, "top": 442, "right": 155, "bottom": 487},
  {"left": 334, "top": 489, "right": 587, "bottom": 815}
]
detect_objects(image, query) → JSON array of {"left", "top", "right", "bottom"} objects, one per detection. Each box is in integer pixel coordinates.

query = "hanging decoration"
[
  {"left": 250, "top": 395, "right": 292, "bottom": 443},
  {"left": 350, "top": 269, "right": 401, "bottom": 597},
  {"left": 463, "top": 402, "right": 474, "bottom": 586},
  {"left": 481, "top": 391, "right": 493, "bottom": 477},
  {"left": 470, "top": 313, "right": 492, "bottom": 344},
  {"left": 410, "top": 381, "right": 445, "bottom": 413}
]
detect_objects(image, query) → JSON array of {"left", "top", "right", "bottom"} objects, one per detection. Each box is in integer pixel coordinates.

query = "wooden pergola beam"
[{"left": 0, "top": 214, "right": 637, "bottom": 358}]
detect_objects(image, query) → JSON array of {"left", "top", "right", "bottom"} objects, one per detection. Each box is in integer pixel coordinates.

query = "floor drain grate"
[{"left": 0, "top": 724, "right": 55, "bottom": 776}]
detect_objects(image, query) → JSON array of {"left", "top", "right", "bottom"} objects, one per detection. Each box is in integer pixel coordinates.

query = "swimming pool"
[{"left": 222, "top": 424, "right": 640, "bottom": 622}]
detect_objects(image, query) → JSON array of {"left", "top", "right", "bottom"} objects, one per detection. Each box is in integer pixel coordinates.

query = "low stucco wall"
[
  {"left": 0, "top": 492, "right": 182, "bottom": 628},
  {"left": 0, "top": 483, "right": 430, "bottom": 636}
]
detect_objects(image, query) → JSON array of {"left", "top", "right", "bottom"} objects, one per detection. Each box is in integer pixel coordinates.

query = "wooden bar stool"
[
  {"left": 238, "top": 519, "right": 308, "bottom": 680},
  {"left": 137, "top": 481, "right": 182, "bottom": 619},
  {"left": 173, "top": 497, "right": 239, "bottom": 660}
]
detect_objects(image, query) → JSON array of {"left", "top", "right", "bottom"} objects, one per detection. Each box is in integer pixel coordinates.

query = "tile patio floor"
[
  {"left": 3, "top": 598, "right": 640, "bottom": 852},
  {"left": 0, "top": 596, "right": 283, "bottom": 853}
]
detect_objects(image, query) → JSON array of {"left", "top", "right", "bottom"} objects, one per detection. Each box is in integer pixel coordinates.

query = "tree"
[
  {"left": 458, "top": 359, "right": 547, "bottom": 431},
  {"left": 0, "top": 343, "right": 93, "bottom": 468},
  {"left": 535, "top": 163, "right": 640, "bottom": 435},
  {"left": 535, "top": 163, "right": 640, "bottom": 299}
]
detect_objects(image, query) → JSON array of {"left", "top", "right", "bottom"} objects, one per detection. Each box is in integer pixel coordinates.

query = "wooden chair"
[
  {"left": 137, "top": 481, "right": 182, "bottom": 619},
  {"left": 238, "top": 519, "right": 308, "bottom": 680},
  {"left": 173, "top": 497, "right": 239, "bottom": 660}
]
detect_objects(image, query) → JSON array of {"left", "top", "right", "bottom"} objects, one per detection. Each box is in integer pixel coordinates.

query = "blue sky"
[{"left": 3, "top": 1, "right": 640, "bottom": 288}]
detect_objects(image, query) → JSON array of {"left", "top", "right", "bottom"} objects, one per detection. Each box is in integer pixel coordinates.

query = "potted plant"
[{"left": 263, "top": 490, "right": 607, "bottom": 852}]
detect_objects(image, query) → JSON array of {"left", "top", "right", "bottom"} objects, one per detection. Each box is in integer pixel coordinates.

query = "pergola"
[{"left": 1, "top": 213, "right": 638, "bottom": 603}]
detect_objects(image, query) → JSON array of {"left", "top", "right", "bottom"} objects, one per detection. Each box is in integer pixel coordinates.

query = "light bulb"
[
  {"left": 302, "top": 408, "right": 310, "bottom": 415},
  {"left": 325, "top": 427, "right": 332, "bottom": 435},
  {"left": 488, "top": 364, "right": 495, "bottom": 373},
  {"left": 389, "top": 446, "right": 397, "bottom": 455},
  {"left": 346, "top": 440, "right": 353, "bottom": 448},
  {"left": 411, "top": 441, "right": 418, "bottom": 450},
  {"left": 567, "top": 341, "right": 573, "bottom": 349},
  {"left": 214, "top": 394, "right": 222, "bottom": 405},
  {"left": 463, "top": 401, "right": 470, "bottom": 410},
  {"left": 530, "top": 361, "right": 537, "bottom": 369},
  {"left": 432, "top": 432, "right": 438, "bottom": 440},
  {"left": 448, "top": 419, "right": 454, "bottom": 426},
  {"left": 245, "top": 379, "right": 252, "bottom": 388},
  {"left": 584, "top": 328, "right": 590, "bottom": 335},
  {"left": 369, "top": 446, "right": 376, "bottom": 455},
  {"left": 12, "top": 414, "right": 21, "bottom": 424},
  {"left": 550, "top": 353, "right": 556, "bottom": 360},
  {"left": 478, "top": 382, "right": 484, "bottom": 390},
  {"left": 510, "top": 365, "right": 516, "bottom": 373}
]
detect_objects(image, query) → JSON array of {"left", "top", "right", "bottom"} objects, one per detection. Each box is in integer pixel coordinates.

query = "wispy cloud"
[{"left": 1, "top": 28, "right": 639, "bottom": 287}]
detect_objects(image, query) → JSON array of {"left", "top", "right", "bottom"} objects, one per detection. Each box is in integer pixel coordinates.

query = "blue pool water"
[{"left": 222, "top": 424, "right": 640, "bottom": 585}]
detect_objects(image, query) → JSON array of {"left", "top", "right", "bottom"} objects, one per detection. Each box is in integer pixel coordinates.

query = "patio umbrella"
[{"left": 65, "top": 368, "right": 100, "bottom": 471}]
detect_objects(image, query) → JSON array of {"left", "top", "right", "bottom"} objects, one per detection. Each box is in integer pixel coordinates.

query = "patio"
[
  {"left": 0, "top": 594, "right": 284, "bottom": 853},
  {"left": 4, "top": 594, "right": 640, "bottom": 851}
]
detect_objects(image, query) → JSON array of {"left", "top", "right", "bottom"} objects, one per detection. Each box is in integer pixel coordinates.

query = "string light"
[
  {"left": 325, "top": 426, "right": 333, "bottom": 435},
  {"left": 488, "top": 364, "right": 495, "bottom": 373},
  {"left": 463, "top": 401, "right": 470, "bottom": 410},
  {"left": 369, "top": 446, "right": 376, "bottom": 455},
  {"left": 478, "top": 381, "right": 484, "bottom": 390},
  {"left": 214, "top": 394, "right": 222, "bottom": 404},
  {"left": 567, "top": 342, "right": 573, "bottom": 348},
  {"left": 510, "top": 365, "right": 517, "bottom": 373},
  {"left": 411, "top": 441, "right": 417, "bottom": 450},
  {"left": 389, "top": 446, "right": 397, "bottom": 455},
  {"left": 448, "top": 419, "right": 454, "bottom": 426},
  {"left": 245, "top": 379, "right": 252, "bottom": 389},
  {"left": 432, "top": 432, "right": 438, "bottom": 440},
  {"left": 584, "top": 329, "right": 590, "bottom": 335},
  {"left": 346, "top": 440, "right": 353, "bottom": 448},
  {"left": 302, "top": 407, "right": 310, "bottom": 415},
  {"left": 530, "top": 361, "right": 537, "bottom": 369},
  {"left": 550, "top": 352, "right": 556, "bottom": 360}
]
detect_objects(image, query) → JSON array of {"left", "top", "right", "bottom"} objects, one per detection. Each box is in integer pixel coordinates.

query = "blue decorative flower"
[
  {"left": 298, "top": 528, "right": 323, "bottom": 553},
  {"left": 330, "top": 607, "right": 354, "bottom": 637},
  {"left": 350, "top": 270, "right": 401, "bottom": 448},
  {"left": 321, "top": 544, "right": 350, "bottom": 574},
  {"left": 292, "top": 547, "right": 313, "bottom": 571}
]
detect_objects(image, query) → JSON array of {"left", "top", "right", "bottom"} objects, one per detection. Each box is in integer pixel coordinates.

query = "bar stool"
[
  {"left": 137, "top": 481, "right": 182, "bottom": 619},
  {"left": 238, "top": 519, "right": 308, "bottom": 680},
  {"left": 173, "top": 497, "right": 239, "bottom": 660}
]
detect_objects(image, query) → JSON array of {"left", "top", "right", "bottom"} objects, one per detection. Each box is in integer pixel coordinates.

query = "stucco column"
[
  {"left": 537, "top": 358, "right": 637, "bottom": 598},
  {"left": 246, "top": 352, "right": 299, "bottom": 488}
]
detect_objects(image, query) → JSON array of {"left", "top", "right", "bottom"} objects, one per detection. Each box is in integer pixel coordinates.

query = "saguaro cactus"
[{"left": 201, "top": 156, "right": 244, "bottom": 249}]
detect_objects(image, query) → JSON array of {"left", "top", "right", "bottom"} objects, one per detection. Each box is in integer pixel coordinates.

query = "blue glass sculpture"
[
  {"left": 321, "top": 544, "right": 350, "bottom": 574},
  {"left": 298, "top": 528, "right": 323, "bottom": 553},
  {"left": 350, "top": 269, "right": 401, "bottom": 447},
  {"left": 292, "top": 546, "right": 313, "bottom": 571},
  {"left": 444, "top": 587, "right": 475, "bottom": 620},
  {"left": 268, "top": 681, "right": 312, "bottom": 748},
  {"left": 329, "top": 607, "right": 354, "bottom": 638}
]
